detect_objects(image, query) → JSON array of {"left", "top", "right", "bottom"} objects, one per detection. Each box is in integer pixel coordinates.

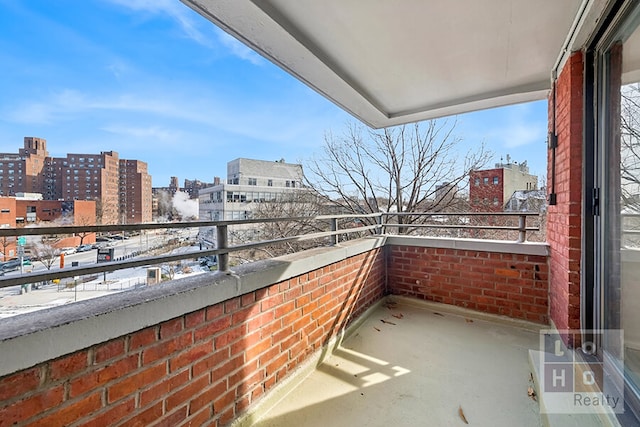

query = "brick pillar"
[{"left": 547, "top": 51, "right": 583, "bottom": 333}]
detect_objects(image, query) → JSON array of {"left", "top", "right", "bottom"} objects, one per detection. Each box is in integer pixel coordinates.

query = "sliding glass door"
[{"left": 595, "top": 2, "right": 640, "bottom": 420}]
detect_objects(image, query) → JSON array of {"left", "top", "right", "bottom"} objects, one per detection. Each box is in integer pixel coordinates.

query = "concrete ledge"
[
  {"left": 528, "top": 350, "right": 622, "bottom": 427},
  {"left": 0, "top": 237, "right": 386, "bottom": 378},
  {"left": 385, "top": 235, "right": 549, "bottom": 256}
]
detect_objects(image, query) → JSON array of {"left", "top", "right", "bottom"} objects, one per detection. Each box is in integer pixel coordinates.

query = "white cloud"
[
  {"left": 107, "top": 59, "right": 133, "bottom": 80},
  {"left": 485, "top": 104, "right": 546, "bottom": 149},
  {"left": 215, "top": 30, "right": 263, "bottom": 65},
  {"left": 4, "top": 85, "right": 330, "bottom": 146},
  {"left": 500, "top": 122, "right": 544, "bottom": 148},
  {"left": 105, "top": 0, "right": 213, "bottom": 46},
  {"left": 5, "top": 89, "right": 87, "bottom": 124},
  {"left": 100, "top": 124, "right": 183, "bottom": 141},
  {"left": 103, "top": 0, "right": 262, "bottom": 64}
]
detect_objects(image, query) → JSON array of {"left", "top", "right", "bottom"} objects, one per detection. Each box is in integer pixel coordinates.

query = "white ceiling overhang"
[{"left": 183, "top": 0, "right": 609, "bottom": 128}]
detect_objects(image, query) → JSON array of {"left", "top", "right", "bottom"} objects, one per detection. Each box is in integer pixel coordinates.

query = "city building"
[
  {"left": 0, "top": 138, "right": 151, "bottom": 224},
  {"left": 3, "top": 2, "right": 640, "bottom": 426},
  {"left": 199, "top": 158, "right": 304, "bottom": 222},
  {"left": 433, "top": 181, "right": 460, "bottom": 208},
  {"left": 0, "top": 137, "right": 48, "bottom": 197},
  {"left": 151, "top": 177, "right": 213, "bottom": 220},
  {"left": 183, "top": 178, "right": 214, "bottom": 199},
  {"left": 198, "top": 158, "right": 305, "bottom": 245},
  {"left": 119, "top": 160, "right": 153, "bottom": 224},
  {"left": 504, "top": 189, "right": 547, "bottom": 212},
  {"left": 469, "top": 157, "right": 538, "bottom": 211},
  {"left": 169, "top": 176, "right": 179, "bottom": 195},
  {"left": 0, "top": 196, "right": 96, "bottom": 259}
]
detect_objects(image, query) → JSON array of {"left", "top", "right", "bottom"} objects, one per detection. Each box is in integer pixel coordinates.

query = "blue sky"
[{"left": 0, "top": 0, "right": 548, "bottom": 187}]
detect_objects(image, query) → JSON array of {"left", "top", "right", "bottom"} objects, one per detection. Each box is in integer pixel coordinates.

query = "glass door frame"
[{"left": 587, "top": 0, "right": 640, "bottom": 420}]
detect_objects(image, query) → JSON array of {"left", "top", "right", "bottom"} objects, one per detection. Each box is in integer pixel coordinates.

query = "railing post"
[
  {"left": 376, "top": 214, "right": 384, "bottom": 234},
  {"left": 216, "top": 225, "right": 229, "bottom": 272},
  {"left": 330, "top": 217, "right": 338, "bottom": 246},
  {"left": 517, "top": 215, "right": 526, "bottom": 243}
]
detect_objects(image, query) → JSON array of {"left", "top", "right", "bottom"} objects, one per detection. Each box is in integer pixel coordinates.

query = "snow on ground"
[{"left": 0, "top": 244, "right": 210, "bottom": 319}]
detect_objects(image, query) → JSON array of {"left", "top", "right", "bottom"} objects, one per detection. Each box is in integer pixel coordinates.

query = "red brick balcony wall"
[
  {"left": 546, "top": 51, "right": 584, "bottom": 333},
  {"left": 0, "top": 249, "right": 384, "bottom": 427},
  {"left": 387, "top": 245, "right": 549, "bottom": 324}
]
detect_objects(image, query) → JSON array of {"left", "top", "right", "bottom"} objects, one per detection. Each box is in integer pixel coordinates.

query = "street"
[{"left": 0, "top": 228, "right": 206, "bottom": 318}]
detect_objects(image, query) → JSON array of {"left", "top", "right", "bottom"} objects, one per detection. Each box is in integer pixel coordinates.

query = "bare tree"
[
  {"left": 0, "top": 236, "right": 15, "bottom": 261},
  {"left": 32, "top": 236, "right": 61, "bottom": 271},
  {"left": 307, "top": 120, "right": 491, "bottom": 233},
  {"left": 621, "top": 83, "right": 640, "bottom": 248},
  {"left": 621, "top": 83, "right": 640, "bottom": 210},
  {"left": 75, "top": 214, "right": 95, "bottom": 246},
  {"left": 246, "top": 189, "right": 328, "bottom": 257}
]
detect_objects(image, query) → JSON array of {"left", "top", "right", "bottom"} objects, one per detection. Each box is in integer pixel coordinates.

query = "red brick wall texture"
[
  {"left": 0, "top": 241, "right": 552, "bottom": 426},
  {"left": 387, "top": 245, "right": 549, "bottom": 324},
  {"left": 546, "top": 51, "right": 583, "bottom": 332},
  {"left": 0, "top": 250, "right": 384, "bottom": 427}
]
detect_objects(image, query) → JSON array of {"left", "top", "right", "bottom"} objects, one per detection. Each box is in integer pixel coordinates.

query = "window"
[
  {"left": 248, "top": 178, "right": 257, "bottom": 186},
  {"left": 483, "top": 177, "right": 489, "bottom": 185},
  {"left": 493, "top": 197, "right": 499, "bottom": 206},
  {"left": 267, "top": 179, "right": 273, "bottom": 187},
  {"left": 590, "top": 4, "right": 640, "bottom": 419},
  {"left": 493, "top": 176, "right": 499, "bottom": 185},
  {"left": 474, "top": 178, "right": 480, "bottom": 186}
]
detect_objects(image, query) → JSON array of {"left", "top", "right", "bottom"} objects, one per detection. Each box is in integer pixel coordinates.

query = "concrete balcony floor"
[{"left": 251, "top": 297, "right": 542, "bottom": 427}]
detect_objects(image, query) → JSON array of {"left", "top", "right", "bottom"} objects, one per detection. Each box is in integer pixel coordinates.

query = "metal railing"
[
  {"left": 382, "top": 212, "right": 540, "bottom": 243},
  {"left": 0, "top": 212, "right": 539, "bottom": 290}
]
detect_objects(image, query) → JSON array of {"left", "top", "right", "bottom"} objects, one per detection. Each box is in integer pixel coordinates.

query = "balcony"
[
  {"left": 0, "top": 214, "right": 612, "bottom": 426},
  {"left": 248, "top": 297, "right": 542, "bottom": 427}
]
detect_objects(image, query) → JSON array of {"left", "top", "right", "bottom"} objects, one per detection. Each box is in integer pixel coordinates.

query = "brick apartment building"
[
  {"left": 469, "top": 158, "right": 538, "bottom": 211},
  {"left": 120, "top": 159, "right": 153, "bottom": 224},
  {"left": 183, "top": 178, "right": 214, "bottom": 199},
  {"left": 0, "top": 195, "right": 96, "bottom": 260},
  {"left": 153, "top": 177, "right": 213, "bottom": 199},
  {"left": 0, "top": 137, "right": 152, "bottom": 224}
]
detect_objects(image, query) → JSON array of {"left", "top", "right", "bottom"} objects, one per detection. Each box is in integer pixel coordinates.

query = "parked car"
[
  {"left": 76, "top": 244, "right": 94, "bottom": 252},
  {"left": 0, "top": 258, "right": 30, "bottom": 272},
  {"left": 199, "top": 255, "right": 218, "bottom": 269},
  {"left": 59, "top": 247, "right": 77, "bottom": 255}
]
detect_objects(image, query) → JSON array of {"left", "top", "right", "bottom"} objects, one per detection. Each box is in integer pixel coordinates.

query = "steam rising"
[{"left": 172, "top": 191, "right": 199, "bottom": 220}]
